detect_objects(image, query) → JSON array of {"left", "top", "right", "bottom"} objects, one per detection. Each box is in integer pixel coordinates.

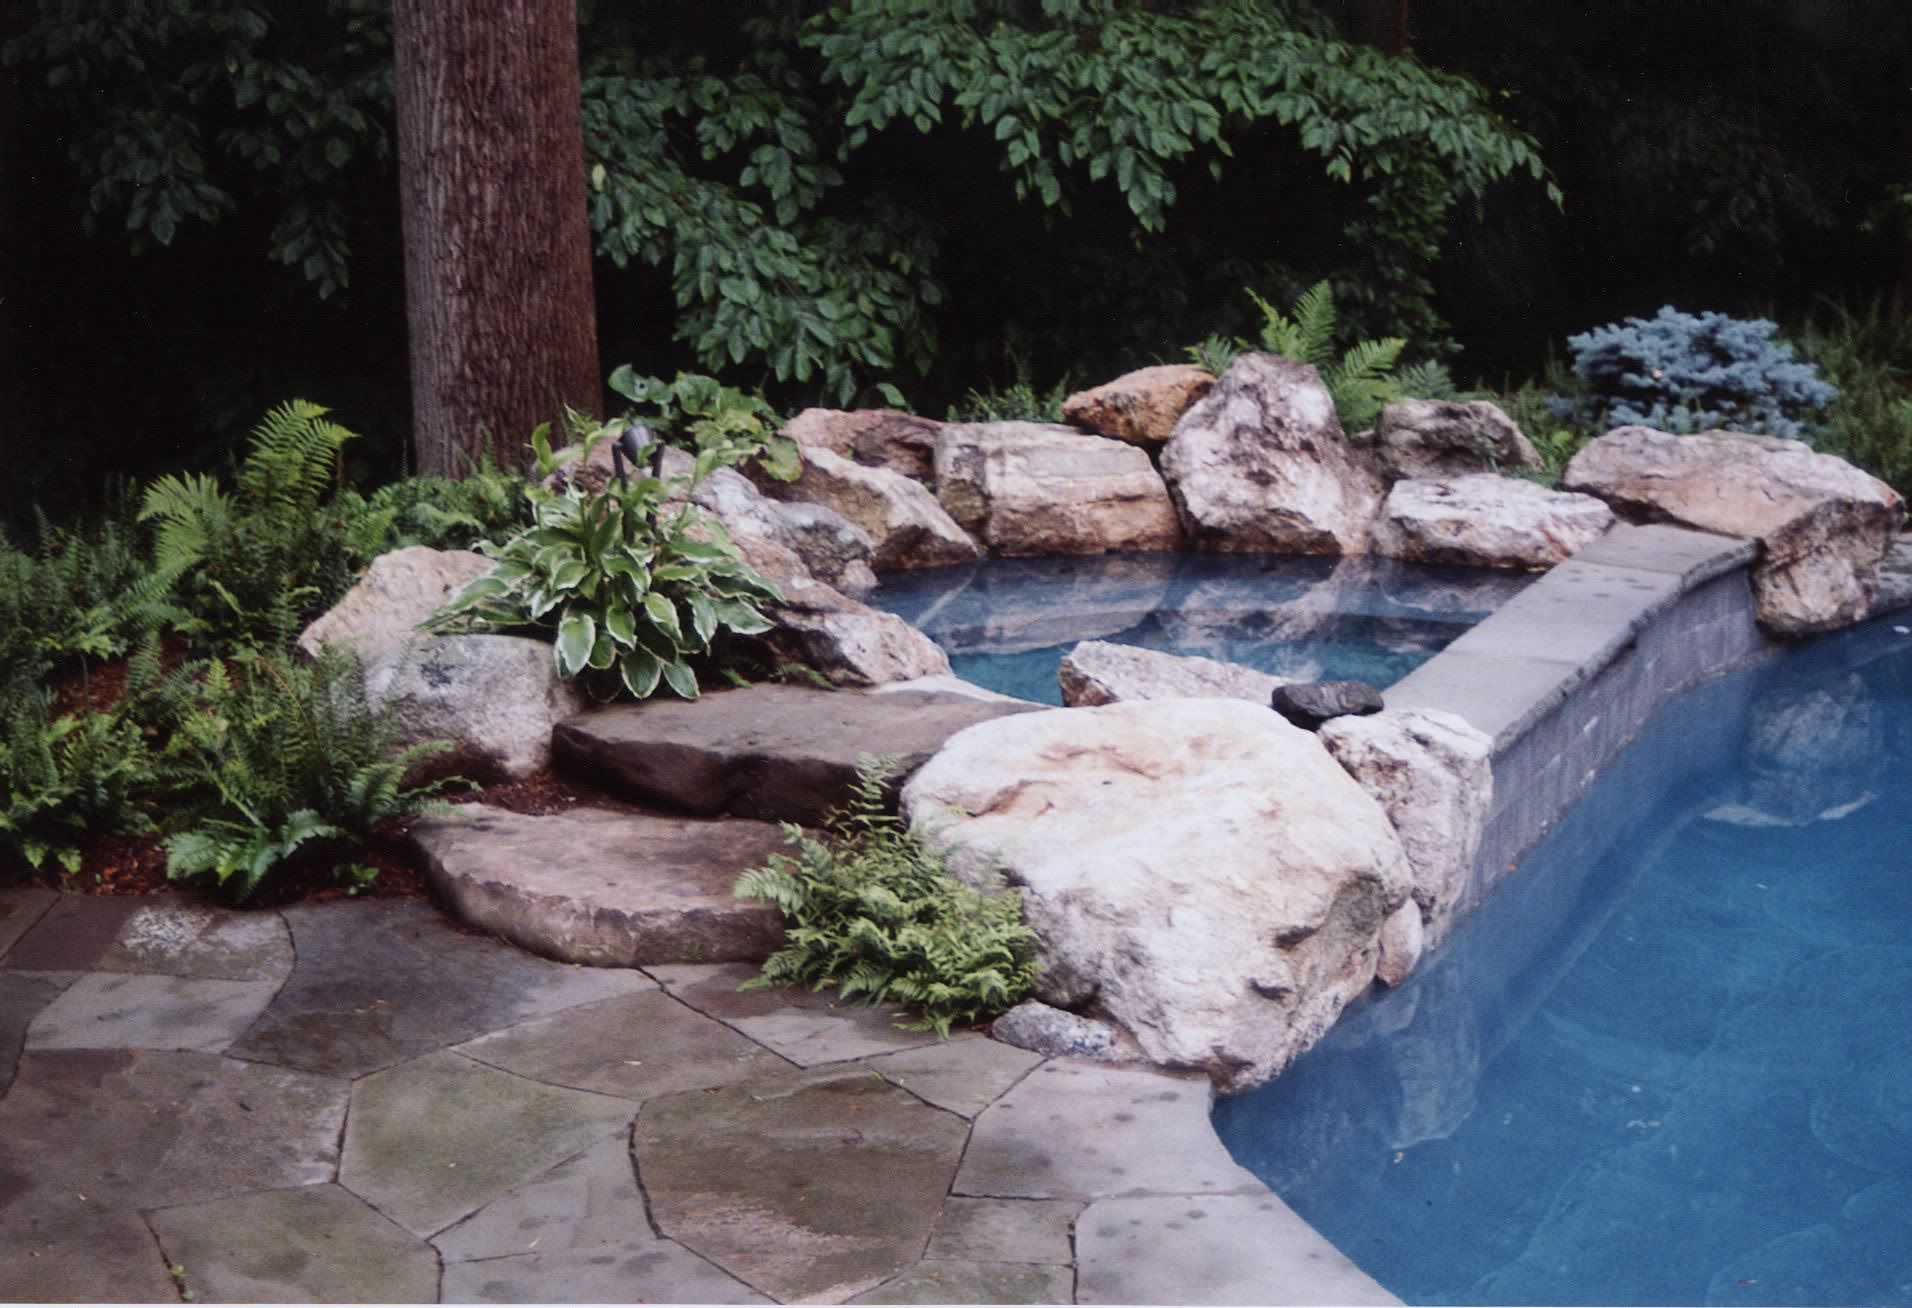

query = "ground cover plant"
[{"left": 736, "top": 758, "right": 1039, "bottom": 1036}]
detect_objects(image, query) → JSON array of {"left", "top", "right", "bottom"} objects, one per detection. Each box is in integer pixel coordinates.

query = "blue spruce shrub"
[{"left": 1562, "top": 306, "right": 1837, "bottom": 441}]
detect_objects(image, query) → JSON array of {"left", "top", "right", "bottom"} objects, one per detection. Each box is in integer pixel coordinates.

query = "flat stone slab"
[
  {"left": 1075, "top": 1193, "right": 1401, "bottom": 1305},
  {"left": 431, "top": 1131, "right": 650, "bottom": 1262},
  {"left": 851, "top": 1259, "right": 1075, "bottom": 1303},
  {"left": 1384, "top": 647, "right": 1587, "bottom": 748},
  {"left": 551, "top": 683, "right": 1036, "bottom": 824},
  {"left": 0, "top": 1195, "right": 180, "bottom": 1303},
  {"left": 0, "top": 971, "right": 72, "bottom": 1092},
  {"left": 149, "top": 1183, "right": 440, "bottom": 1303},
  {"left": 0, "top": 1049, "right": 346, "bottom": 1212},
  {"left": 650, "top": 961, "right": 943, "bottom": 1064},
  {"left": 1571, "top": 522, "right": 1756, "bottom": 586},
  {"left": 25, "top": 972, "right": 278, "bottom": 1052},
  {"left": 0, "top": 884, "right": 57, "bottom": 959},
  {"left": 925, "top": 1196, "right": 1083, "bottom": 1265},
  {"left": 1438, "top": 559, "right": 1682, "bottom": 671},
  {"left": 635, "top": 1063, "right": 970, "bottom": 1302},
  {"left": 456, "top": 990, "right": 791, "bottom": 1100},
  {"left": 340, "top": 1048, "right": 637, "bottom": 1238},
  {"left": 229, "top": 898, "right": 650, "bottom": 1078},
  {"left": 441, "top": 1245, "right": 769, "bottom": 1304},
  {"left": 89, "top": 893, "right": 291, "bottom": 980},
  {"left": 3, "top": 894, "right": 147, "bottom": 970},
  {"left": 862, "top": 1035, "right": 1042, "bottom": 1117},
  {"left": 957, "top": 1061, "right": 1262, "bottom": 1200},
  {"left": 411, "top": 803, "right": 788, "bottom": 966}
]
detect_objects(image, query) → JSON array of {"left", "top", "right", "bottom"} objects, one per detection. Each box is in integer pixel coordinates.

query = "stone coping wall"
[{"left": 1385, "top": 522, "right": 1777, "bottom": 920}]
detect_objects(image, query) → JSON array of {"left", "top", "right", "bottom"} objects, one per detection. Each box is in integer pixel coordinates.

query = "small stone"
[
  {"left": 988, "top": 1001, "right": 1127, "bottom": 1061},
  {"left": 1057, "top": 640, "right": 1285, "bottom": 707},
  {"left": 1270, "top": 679, "right": 1386, "bottom": 730},
  {"left": 1062, "top": 365, "right": 1216, "bottom": 446}
]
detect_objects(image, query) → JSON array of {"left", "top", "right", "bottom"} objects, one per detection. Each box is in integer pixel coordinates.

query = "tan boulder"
[
  {"left": 900, "top": 699, "right": 1411, "bottom": 1092},
  {"left": 772, "top": 447, "right": 981, "bottom": 571},
  {"left": 1563, "top": 426, "right": 1905, "bottom": 635},
  {"left": 1375, "top": 399, "right": 1540, "bottom": 481},
  {"left": 1371, "top": 474, "right": 1616, "bottom": 570},
  {"left": 1062, "top": 365, "right": 1216, "bottom": 446},
  {"left": 297, "top": 546, "right": 494, "bottom": 661},
  {"left": 933, "top": 422, "right": 1182, "bottom": 556},
  {"left": 1160, "top": 353, "right": 1386, "bottom": 554},
  {"left": 780, "top": 408, "right": 944, "bottom": 484}
]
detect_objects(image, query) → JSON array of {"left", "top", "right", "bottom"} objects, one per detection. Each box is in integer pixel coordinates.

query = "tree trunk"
[{"left": 394, "top": 0, "right": 600, "bottom": 477}]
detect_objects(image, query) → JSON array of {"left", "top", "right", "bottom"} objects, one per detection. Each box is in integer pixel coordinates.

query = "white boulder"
[
  {"left": 1375, "top": 399, "right": 1540, "bottom": 481},
  {"left": 934, "top": 422, "right": 1183, "bottom": 556},
  {"left": 774, "top": 447, "right": 981, "bottom": 571},
  {"left": 1371, "top": 474, "right": 1616, "bottom": 570},
  {"left": 1564, "top": 426, "right": 1905, "bottom": 635},
  {"left": 901, "top": 699, "right": 1411, "bottom": 1092},
  {"left": 365, "top": 634, "right": 586, "bottom": 783},
  {"left": 1160, "top": 353, "right": 1385, "bottom": 554},
  {"left": 297, "top": 546, "right": 494, "bottom": 660},
  {"left": 1056, "top": 640, "right": 1285, "bottom": 707},
  {"left": 1318, "top": 707, "right": 1493, "bottom": 950}
]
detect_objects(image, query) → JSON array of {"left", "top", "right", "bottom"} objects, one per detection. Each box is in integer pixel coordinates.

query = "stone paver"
[
  {"left": 635, "top": 1063, "right": 970, "bottom": 1302},
  {"left": 94, "top": 893, "right": 294, "bottom": 980},
  {"left": 2, "top": 894, "right": 145, "bottom": 969},
  {"left": 230, "top": 898, "right": 651, "bottom": 1077},
  {"left": 431, "top": 1132, "right": 649, "bottom": 1261},
  {"left": 25, "top": 972, "right": 279, "bottom": 1051},
  {"left": 1074, "top": 1194, "right": 1400, "bottom": 1305},
  {"left": 149, "top": 1183, "right": 440, "bottom": 1303},
  {"left": 0, "top": 1049, "right": 346, "bottom": 1211},
  {"left": 852, "top": 1260, "right": 1075, "bottom": 1304},
  {"left": 650, "top": 961, "right": 944, "bottom": 1064},
  {"left": 926, "top": 1197, "right": 1083, "bottom": 1265},
  {"left": 456, "top": 989, "right": 791, "bottom": 1100},
  {"left": 0, "top": 884, "right": 57, "bottom": 959},
  {"left": 0, "top": 971, "right": 72, "bottom": 1091},
  {"left": 957, "top": 1061, "right": 1263, "bottom": 1200},
  {"left": 411, "top": 803, "right": 788, "bottom": 965},
  {"left": 551, "top": 683, "right": 1036, "bottom": 824},
  {"left": 863, "top": 1035, "right": 1042, "bottom": 1117},
  {"left": 441, "top": 1245, "right": 770, "bottom": 1304},
  {"left": 0, "top": 1196, "right": 179, "bottom": 1303},
  {"left": 340, "top": 1048, "right": 637, "bottom": 1238}
]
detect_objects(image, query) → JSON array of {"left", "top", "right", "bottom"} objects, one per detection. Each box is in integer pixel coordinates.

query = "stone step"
[
  {"left": 408, "top": 803, "right": 790, "bottom": 967},
  {"left": 550, "top": 683, "right": 1038, "bottom": 826}
]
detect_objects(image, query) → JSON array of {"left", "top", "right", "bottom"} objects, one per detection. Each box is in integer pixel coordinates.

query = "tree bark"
[{"left": 394, "top": 0, "right": 600, "bottom": 477}]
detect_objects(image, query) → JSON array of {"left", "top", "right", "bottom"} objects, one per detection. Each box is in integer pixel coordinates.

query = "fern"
[
  {"left": 0, "top": 686, "right": 153, "bottom": 879},
  {"left": 736, "top": 758, "right": 1038, "bottom": 1036}
]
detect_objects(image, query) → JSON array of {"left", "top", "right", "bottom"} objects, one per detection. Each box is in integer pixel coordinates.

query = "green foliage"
[
  {"left": 1798, "top": 299, "right": 1912, "bottom": 499},
  {"left": 0, "top": 687, "right": 153, "bottom": 878},
  {"left": 1493, "top": 376, "right": 1596, "bottom": 487},
  {"left": 1194, "top": 281, "right": 1432, "bottom": 430},
  {"left": 3, "top": 0, "right": 393, "bottom": 299},
  {"left": 430, "top": 389, "right": 783, "bottom": 701},
  {"left": 0, "top": 510, "right": 186, "bottom": 690},
  {"left": 736, "top": 758, "right": 1038, "bottom": 1036},
  {"left": 144, "top": 646, "right": 455, "bottom": 900},
  {"left": 606, "top": 368, "right": 801, "bottom": 483},
  {"left": 139, "top": 399, "right": 364, "bottom": 650},
  {"left": 945, "top": 373, "right": 1071, "bottom": 424},
  {"left": 333, "top": 463, "right": 533, "bottom": 561}
]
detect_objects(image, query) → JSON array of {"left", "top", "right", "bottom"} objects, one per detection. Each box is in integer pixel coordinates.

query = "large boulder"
[
  {"left": 760, "top": 500, "right": 878, "bottom": 595},
  {"left": 781, "top": 408, "right": 944, "bottom": 484},
  {"left": 1062, "top": 365, "right": 1216, "bottom": 447},
  {"left": 1563, "top": 426, "right": 1905, "bottom": 635},
  {"left": 1160, "top": 353, "right": 1385, "bottom": 554},
  {"left": 1371, "top": 474, "right": 1616, "bottom": 570},
  {"left": 1375, "top": 399, "right": 1540, "bottom": 481},
  {"left": 934, "top": 422, "right": 1183, "bottom": 556},
  {"left": 1318, "top": 708, "right": 1493, "bottom": 951},
  {"left": 771, "top": 447, "right": 981, "bottom": 571},
  {"left": 297, "top": 546, "right": 494, "bottom": 660},
  {"left": 364, "top": 634, "right": 586, "bottom": 784},
  {"left": 1056, "top": 640, "right": 1284, "bottom": 707},
  {"left": 900, "top": 699, "right": 1411, "bottom": 1091}
]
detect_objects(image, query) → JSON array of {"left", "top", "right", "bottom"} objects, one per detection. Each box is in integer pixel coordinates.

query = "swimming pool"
[
  {"left": 1212, "top": 617, "right": 1912, "bottom": 1306},
  {"left": 868, "top": 553, "right": 1532, "bottom": 704}
]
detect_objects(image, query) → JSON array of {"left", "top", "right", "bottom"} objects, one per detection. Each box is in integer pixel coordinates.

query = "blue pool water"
[
  {"left": 1213, "top": 618, "right": 1912, "bottom": 1306},
  {"left": 867, "top": 553, "right": 1530, "bottom": 704}
]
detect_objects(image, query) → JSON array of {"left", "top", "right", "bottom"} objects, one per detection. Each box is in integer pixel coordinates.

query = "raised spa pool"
[
  {"left": 867, "top": 553, "right": 1532, "bottom": 704},
  {"left": 1212, "top": 617, "right": 1912, "bottom": 1306}
]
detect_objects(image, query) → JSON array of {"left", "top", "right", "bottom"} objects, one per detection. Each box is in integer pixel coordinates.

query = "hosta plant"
[
  {"left": 429, "top": 410, "right": 782, "bottom": 701},
  {"left": 736, "top": 758, "right": 1039, "bottom": 1037}
]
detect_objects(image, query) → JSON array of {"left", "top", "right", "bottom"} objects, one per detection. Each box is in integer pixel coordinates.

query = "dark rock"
[
  {"left": 988, "top": 1000, "right": 1127, "bottom": 1061},
  {"left": 551, "top": 683, "right": 1038, "bottom": 825},
  {"left": 1270, "top": 679, "right": 1386, "bottom": 730}
]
